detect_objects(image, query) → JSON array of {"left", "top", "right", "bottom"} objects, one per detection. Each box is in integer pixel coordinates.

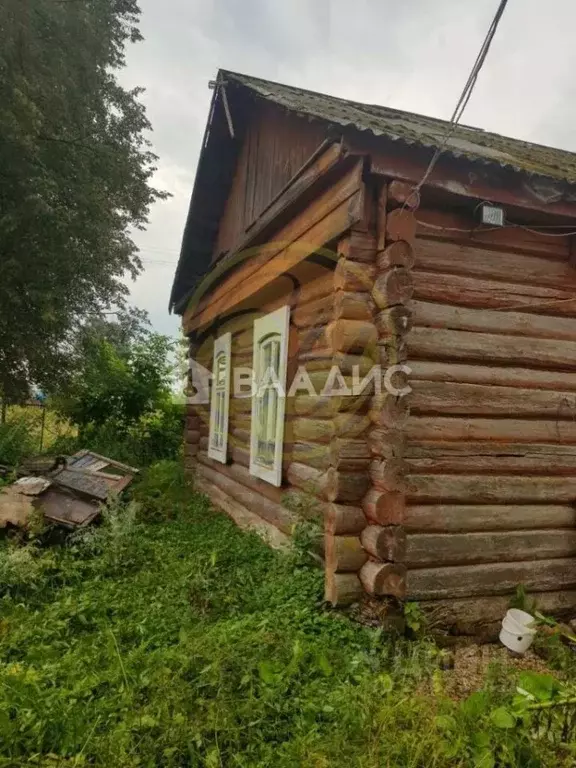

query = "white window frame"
[
  {"left": 250, "top": 306, "right": 290, "bottom": 486},
  {"left": 208, "top": 332, "right": 232, "bottom": 463}
]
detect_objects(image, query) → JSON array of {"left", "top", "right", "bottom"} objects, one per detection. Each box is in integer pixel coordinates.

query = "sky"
[{"left": 121, "top": 0, "right": 576, "bottom": 339}]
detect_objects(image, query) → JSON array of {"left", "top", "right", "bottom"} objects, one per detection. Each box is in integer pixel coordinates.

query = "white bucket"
[{"left": 499, "top": 609, "right": 537, "bottom": 654}]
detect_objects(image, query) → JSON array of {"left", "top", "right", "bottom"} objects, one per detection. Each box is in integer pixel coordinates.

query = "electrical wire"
[{"left": 405, "top": 0, "right": 510, "bottom": 209}]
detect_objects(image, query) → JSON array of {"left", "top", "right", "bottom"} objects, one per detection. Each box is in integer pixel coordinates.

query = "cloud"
[{"left": 121, "top": 0, "right": 576, "bottom": 338}]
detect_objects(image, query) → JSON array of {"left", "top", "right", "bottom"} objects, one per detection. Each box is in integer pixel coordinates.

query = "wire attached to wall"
[{"left": 404, "top": 0, "right": 510, "bottom": 210}]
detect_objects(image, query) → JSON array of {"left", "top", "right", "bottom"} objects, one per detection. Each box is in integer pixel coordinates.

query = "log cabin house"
[{"left": 170, "top": 70, "right": 576, "bottom": 634}]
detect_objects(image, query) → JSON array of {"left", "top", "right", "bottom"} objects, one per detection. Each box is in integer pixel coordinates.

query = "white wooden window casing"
[
  {"left": 250, "top": 306, "right": 290, "bottom": 486},
  {"left": 208, "top": 332, "right": 232, "bottom": 463}
]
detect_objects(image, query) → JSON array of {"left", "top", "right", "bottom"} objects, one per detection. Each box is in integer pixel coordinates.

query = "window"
[
  {"left": 250, "top": 306, "right": 290, "bottom": 486},
  {"left": 208, "top": 332, "right": 231, "bottom": 463}
]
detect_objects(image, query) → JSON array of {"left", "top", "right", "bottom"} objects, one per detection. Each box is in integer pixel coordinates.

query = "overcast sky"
[{"left": 121, "top": 0, "right": 576, "bottom": 338}]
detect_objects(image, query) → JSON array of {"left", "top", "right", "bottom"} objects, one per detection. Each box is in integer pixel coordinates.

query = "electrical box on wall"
[{"left": 479, "top": 203, "right": 505, "bottom": 227}]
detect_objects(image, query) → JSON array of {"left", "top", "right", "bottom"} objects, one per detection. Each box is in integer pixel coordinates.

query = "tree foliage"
[
  {"left": 55, "top": 309, "right": 174, "bottom": 431},
  {"left": 0, "top": 0, "right": 165, "bottom": 400}
]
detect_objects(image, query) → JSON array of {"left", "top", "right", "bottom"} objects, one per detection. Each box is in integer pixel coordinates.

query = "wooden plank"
[
  {"left": 407, "top": 474, "right": 576, "bottom": 503},
  {"left": 403, "top": 529, "right": 576, "bottom": 567},
  {"left": 409, "top": 360, "right": 576, "bottom": 392},
  {"left": 411, "top": 300, "right": 576, "bottom": 341},
  {"left": 185, "top": 161, "right": 364, "bottom": 331},
  {"left": 407, "top": 452, "right": 576, "bottom": 476},
  {"left": 415, "top": 238, "right": 576, "bottom": 291},
  {"left": 410, "top": 380, "right": 576, "bottom": 417},
  {"left": 403, "top": 504, "right": 576, "bottom": 532},
  {"left": 407, "top": 327, "right": 576, "bottom": 369},
  {"left": 405, "top": 558, "right": 576, "bottom": 600},
  {"left": 412, "top": 271, "right": 576, "bottom": 316},
  {"left": 369, "top": 142, "right": 576, "bottom": 220},
  {"left": 406, "top": 416, "right": 576, "bottom": 443}
]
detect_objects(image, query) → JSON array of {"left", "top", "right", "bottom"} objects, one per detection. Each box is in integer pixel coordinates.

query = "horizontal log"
[
  {"left": 369, "top": 458, "right": 408, "bottom": 492},
  {"left": 325, "top": 534, "right": 368, "bottom": 572},
  {"left": 184, "top": 443, "right": 199, "bottom": 458},
  {"left": 374, "top": 306, "right": 413, "bottom": 338},
  {"left": 410, "top": 380, "right": 576, "bottom": 418},
  {"left": 194, "top": 460, "right": 295, "bottom": 534},
  {"left": 230, "top": 444, "right": 249, "bottom": 468},
  {"left": 415, "top": 238, "right": 576, "bottom": 291},
  {"left": 325, "top": 319, "right": 378, "bottom": 353},
  {"left": 372, "top": 268, "right": 414, "bottom": 309},
  {"left": 333, "top": 258, "right": 376, "bottom": 292},
  {"left": 197, "top": 453, "right": 284, "bottom": 505},
  {"left": 325, "top": 571, "right": 363, "bottom": 606},
  {"left": 293, "top": 418, "right": 334, "bottom": 443},
  {"left": 411, "top": 299, "right": 576, "bottom": 341},
  {"left": 409, "top": 360, "right": 576, "bottom": 392},
  {"left": 292, "top": 295, "right": 334, "bottom": 328},
  {"left": 334, "top": 291, "right": 374, "bottom": 321},
  {"left": 286, "top": 463, "right": 368, "bottom": 502},
  {"left": 407, "top": 453, "right": 576, "bottom": 476},
  {"left": 406, "top": 416, "right": 576, "bottom": 443},
  {"left": 419, "top": 590, "right": 576, "bottom": 636},
  {"left": 361, "top": 525, "right": 406, "bottom": 561},
  {"left": 403, "top": 529, "right": 576, "bottom": 567},
  {"left": 362, "top": 489, "right": 405, "bottom": 525},
  {"left": 324, "top": 503, "right": 367, "bottom": 535},
  {"left": 186, "top": 415, "right": 201, "bottom": 431},
  {"left": 367, "top": 427, "right": 406, "bottom": 459},
  {"left": 403, "top": 504, "right": 576, "bottom": 533},
  {"left": 408, "top": 327, "right": 576, "bottom": 369},
  {"left": 412, "top": 270, "right": 576, "bottom": 316},
  {"left": 292, "top": 442, "right": 332, "bottom": 470},
  {"left": 299, "top": 352, "right": 376, "bottom": 375},
  {"left": 376, "top": 240, "right": 415, "bottom": 270},
  {"left": 369, "top": 395, "right": 410, "bottom": 428},
  {"left": 405, "top": 557, "right": 576, "bottom": 600},
  {"left": 334, "top": 412, "right": 371, "bottom": 438},
  {"left": 386, "top": 209, "right": 416, "bottom": 243},
  {"left": 407, "top": 474, "right": 576, "bottom": 503},
  {"left": 293, "top": 394, "right": 370, "bottom": 418},
  {"left": 330, "top": 438, "right": 371, "bottom": 470},
  {"left": 416, "top": 208, "right": 569, "bottom": 258},
  {"left": 185, "top": 429, "right": 201, "bottom": 445},
  {"left": 194, "top": 474, "right": 290, "bottom": 551},
  {"left": 360, "top": 560, "right": 406, "bottom": 598}
]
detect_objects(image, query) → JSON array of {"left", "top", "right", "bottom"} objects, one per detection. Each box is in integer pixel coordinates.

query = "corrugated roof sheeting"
[{"left": 224, "top": 71, "right": 576, "bottom": 183}]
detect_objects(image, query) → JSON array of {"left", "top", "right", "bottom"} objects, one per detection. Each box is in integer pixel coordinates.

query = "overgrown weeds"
[{"left": 0, "top": 461, "right": 573, "bottom": 766}]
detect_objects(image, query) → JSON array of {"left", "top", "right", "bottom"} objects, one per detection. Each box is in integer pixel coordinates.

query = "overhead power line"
[{"left": 406, "top": 0, "right": 510, "bottom": 208}]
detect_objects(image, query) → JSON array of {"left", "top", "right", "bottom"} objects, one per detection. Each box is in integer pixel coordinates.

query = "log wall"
[{"left": 398, "top": 205, "right": 576, "bottom": 626}]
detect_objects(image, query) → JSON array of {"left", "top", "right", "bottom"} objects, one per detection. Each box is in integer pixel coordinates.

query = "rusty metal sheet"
[{"left": 39, "top": 489, "right": 99, "bottom": 528}]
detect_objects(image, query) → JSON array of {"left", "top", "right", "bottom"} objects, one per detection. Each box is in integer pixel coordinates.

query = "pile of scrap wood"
[{"left": 0, "top": 450, "right": 138, "bottom": 530}]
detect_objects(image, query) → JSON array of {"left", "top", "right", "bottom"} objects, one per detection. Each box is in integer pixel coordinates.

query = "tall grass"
[{"left": 0, "top": 462, "right": 572, "bottom": 766}]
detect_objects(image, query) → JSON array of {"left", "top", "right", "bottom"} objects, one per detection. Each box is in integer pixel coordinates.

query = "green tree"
[
  {"left": 0, "top": 0, "right": 166, "bottom": 401},
  {"left": 56, "top": 309, "right": 174, "bottom": 433}
]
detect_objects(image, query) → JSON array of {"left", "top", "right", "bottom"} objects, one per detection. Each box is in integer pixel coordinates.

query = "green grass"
[{"left": 0, "top": 461, "right": 572, "bottom": 767}]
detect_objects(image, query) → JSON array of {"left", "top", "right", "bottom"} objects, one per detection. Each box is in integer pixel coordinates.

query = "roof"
[
  {"left": 171, "top": 69, "right": 576, "bottom": 314},
  {"left": 223, "top": 71, "right": 576, "bottom": 183}
]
